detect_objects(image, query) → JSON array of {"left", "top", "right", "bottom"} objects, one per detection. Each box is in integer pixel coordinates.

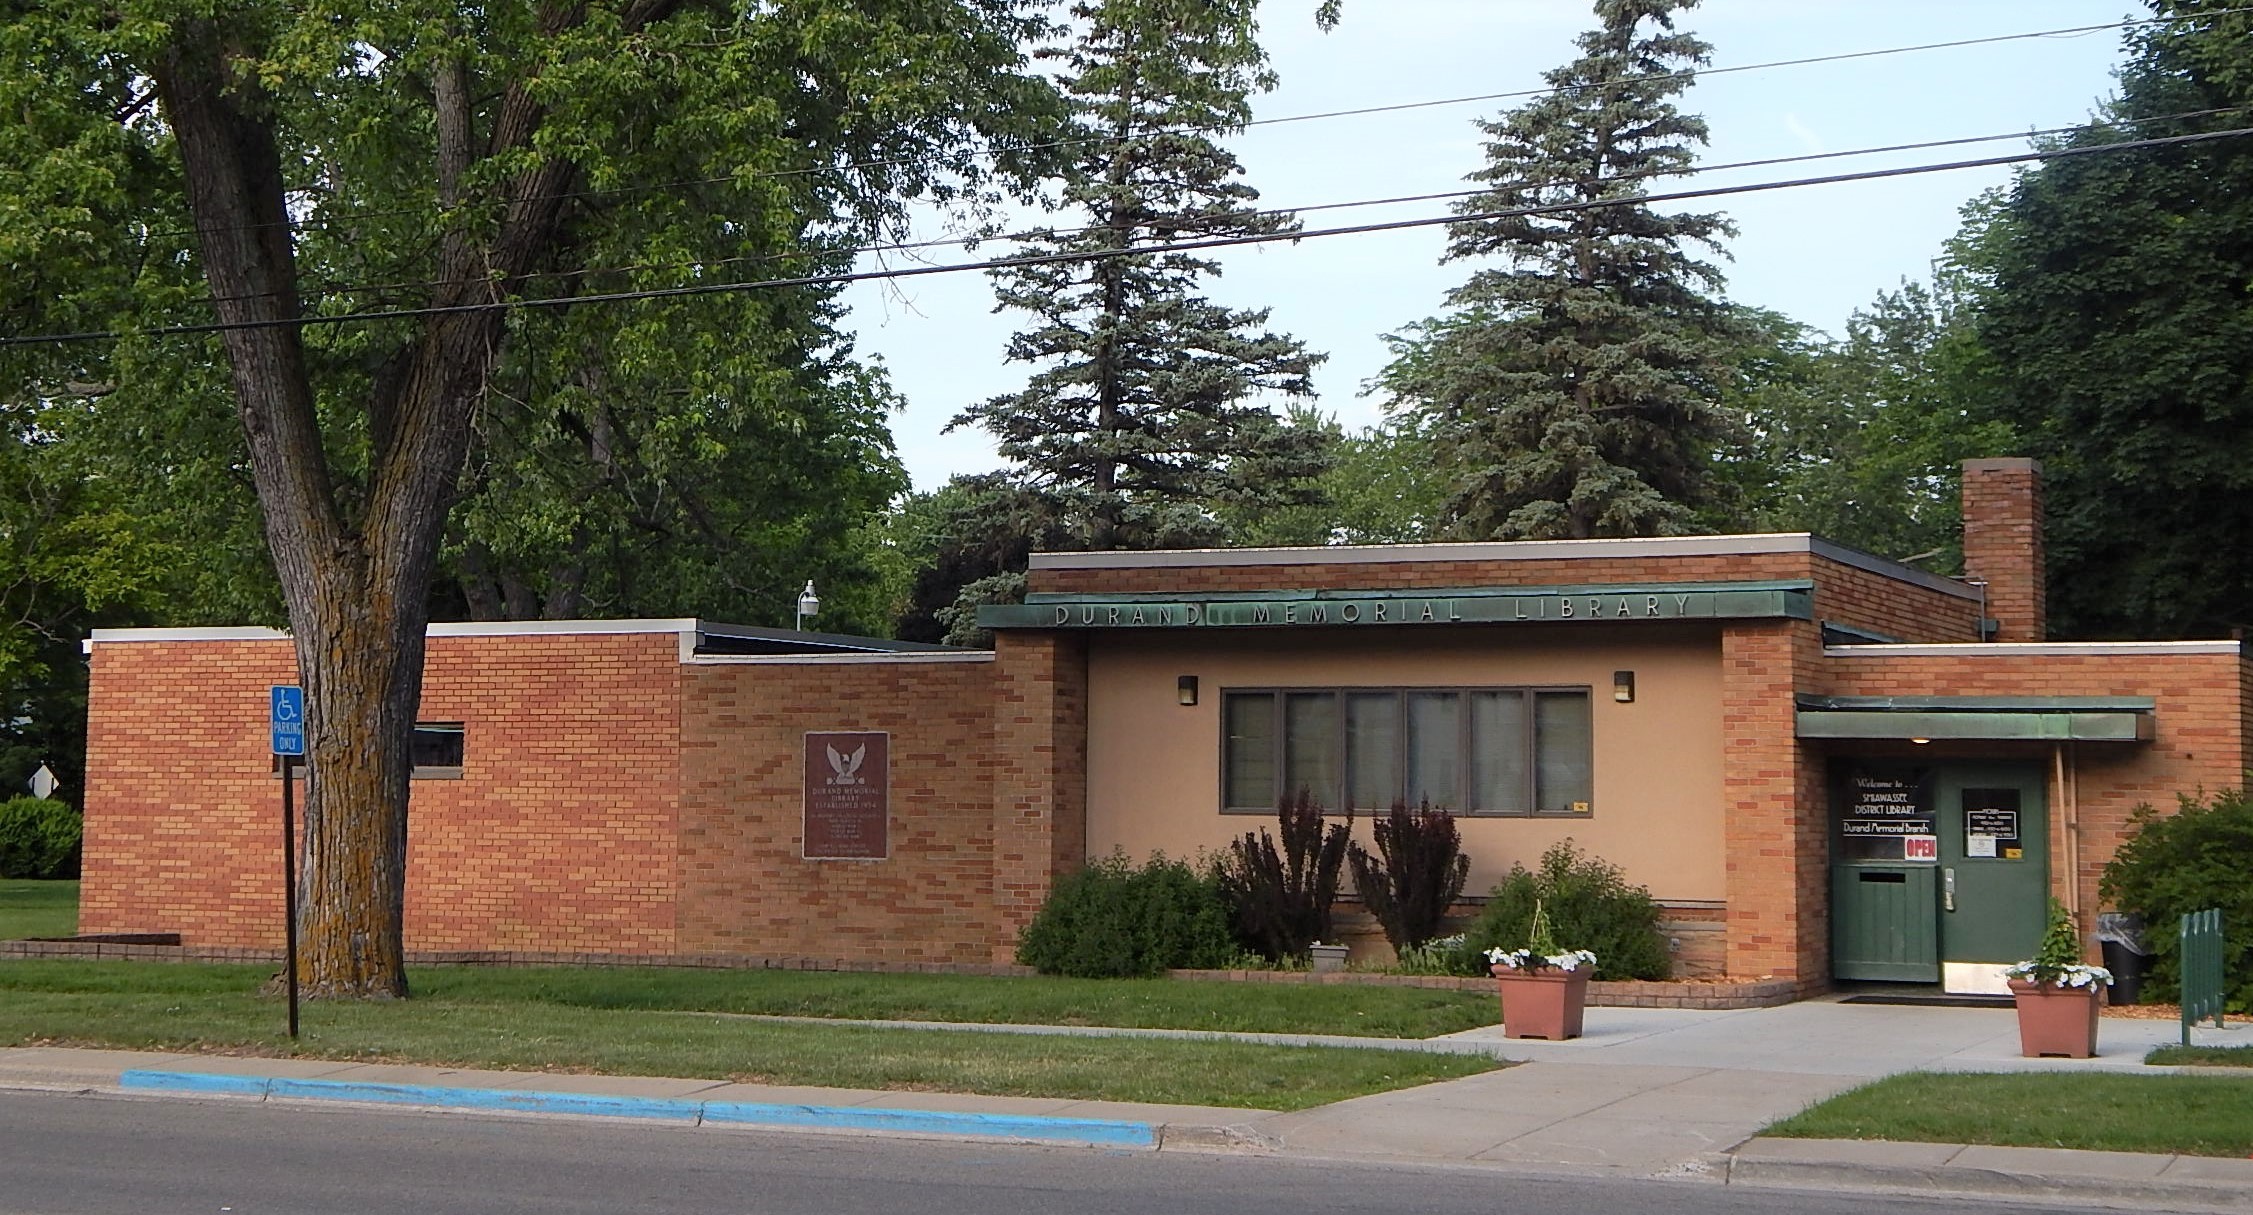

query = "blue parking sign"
[{"left": 271, "top": 685, "right": 305, "bottom": 756}]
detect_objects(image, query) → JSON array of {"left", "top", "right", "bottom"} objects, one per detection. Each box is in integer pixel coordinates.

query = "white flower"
[
  {"left": 2003, "top": 960, "right": 2114, "bottom": 988},
  {"left": 1487, "top": 946, "right": 1598, "bottom": 972}
]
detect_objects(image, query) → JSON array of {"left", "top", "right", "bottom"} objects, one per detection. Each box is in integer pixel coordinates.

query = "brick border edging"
[
  {"left": 0, "top": 941, "right": 1798, "bottom": 1008},
  {"left": 1165, "top": 968, "right": 1801, "bottom": 1010}
]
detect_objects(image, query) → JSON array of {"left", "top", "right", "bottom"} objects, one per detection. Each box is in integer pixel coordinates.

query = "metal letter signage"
[
  {"left": 980, "top": 581, "right": 1813, "bottom": 631},
  {"left": 270, "top": 685, "right": 305, "bottom": 757},
  {"left": 803, "top": 731, "right": 890, "bottom": 860}
]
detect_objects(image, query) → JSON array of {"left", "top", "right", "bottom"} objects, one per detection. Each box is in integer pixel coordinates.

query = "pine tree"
[
  {"left": 1379, "top": 0, "right": 1740, "bottom": 540},
  {"left": 953, "top": 0, "right": 1327, "bottom": 554}
]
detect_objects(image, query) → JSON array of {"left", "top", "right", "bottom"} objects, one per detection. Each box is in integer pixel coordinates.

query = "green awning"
[{"left": 1794, "top": 695, "right": 2155, "bottom": 743}]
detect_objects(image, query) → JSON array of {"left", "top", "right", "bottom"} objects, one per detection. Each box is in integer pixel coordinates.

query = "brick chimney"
[{"left": 1960, "top": 457, "right": 2045, "bottom": 641}]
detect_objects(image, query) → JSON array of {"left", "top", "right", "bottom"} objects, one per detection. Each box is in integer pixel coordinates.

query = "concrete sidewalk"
[{"left": 3, "top": 1000, "right": 2248, "bottom": 1212}]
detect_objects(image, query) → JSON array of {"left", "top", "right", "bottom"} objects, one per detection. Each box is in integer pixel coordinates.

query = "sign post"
[{"left": 270, "top": 686, "right": 303, "bottom": 1039}]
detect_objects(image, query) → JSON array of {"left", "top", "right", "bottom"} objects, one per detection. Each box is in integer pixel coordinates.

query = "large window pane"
[
  {"left": 1282, "top": 692, "right": 1340, "bottom": 809},
  {"left": 1468, "top": 691, "right": 1529, "bottom": 813},
  {"left": 1345, "top": 692, "right": 1400, "bottom": 810},
  {"left": 1405, "top": 692, "right": 1460, "bottom": 809},
  {"left": 1224, "top": 692, "right": 1276, "bottom": 810},
  {"left": 1535, "top": 691, "right": 1593, "bottom": 814}
]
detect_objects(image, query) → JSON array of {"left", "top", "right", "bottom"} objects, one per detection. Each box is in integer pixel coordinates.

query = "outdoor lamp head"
[{"left": 798, "top": 580, "right": 820, "bottom": 618}]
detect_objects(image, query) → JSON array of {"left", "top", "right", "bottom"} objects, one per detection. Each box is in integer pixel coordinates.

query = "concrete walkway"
[{"left": 2, "top": 1001, "right": 2247, "bottom": 1211}]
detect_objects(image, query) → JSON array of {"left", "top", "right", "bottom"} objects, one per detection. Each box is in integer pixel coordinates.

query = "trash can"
[{"left": 2097, "top": 912, "right": 2150, "bottom": 1005}]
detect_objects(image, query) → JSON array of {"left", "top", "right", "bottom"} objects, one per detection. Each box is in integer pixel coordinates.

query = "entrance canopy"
[{"left": 1794, "top": 695, "right": 2155, "bottom": 743}]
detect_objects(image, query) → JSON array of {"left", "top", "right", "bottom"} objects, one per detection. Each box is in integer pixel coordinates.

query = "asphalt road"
[{"left": 0, "top": 1090, "right": 2078, "bottom": 1215}]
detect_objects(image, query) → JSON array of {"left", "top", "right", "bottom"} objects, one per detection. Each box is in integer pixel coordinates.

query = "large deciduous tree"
[
  {"left": 3, "top": 2, "right": 1062, "bottom": 996},
  {"left": 1379, "top": 0, "right": 1740, "bottom": 540},
  {"left": 1951, "top": 0, "right": 2253, "bottom": 638},
  {"left": 950, "top": 0, "right": 1328, "bottom": 555}
]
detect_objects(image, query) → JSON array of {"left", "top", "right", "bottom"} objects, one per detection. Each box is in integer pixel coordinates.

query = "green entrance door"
[
  {"left": 1830, "top": 762, "right": 2049, "bottom": 988},
  {"left": 1936, "top": 763, "right": 2048, "bottom": 991}
]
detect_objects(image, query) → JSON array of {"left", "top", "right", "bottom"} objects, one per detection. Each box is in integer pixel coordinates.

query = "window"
[
  {"left": 412, "top": 723, "right": 465, "bottom": 779},
  {"left": 270, "top": 721, "right": 467, "bottom": 780},
  {"left": 1220, "top": 687, "right": 1592, "bottom": 816}
]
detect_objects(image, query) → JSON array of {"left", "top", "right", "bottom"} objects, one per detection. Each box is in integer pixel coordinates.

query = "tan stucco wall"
[{"left": 1084, "top": 624, "right": 1727, "bottom": 901}]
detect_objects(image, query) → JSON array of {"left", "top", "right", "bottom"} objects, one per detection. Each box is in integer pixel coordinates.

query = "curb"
[
  {"left": 115, "top": 1069, "right": 1165, "bottom": 1149},
  {"left": 1724, "top": 1152, "right": 2252, "bottom": 1213}
]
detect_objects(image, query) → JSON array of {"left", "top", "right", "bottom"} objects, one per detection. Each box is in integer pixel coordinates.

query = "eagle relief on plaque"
[{"left": 802, "top": 731, "right": 890, "bottom": 859}]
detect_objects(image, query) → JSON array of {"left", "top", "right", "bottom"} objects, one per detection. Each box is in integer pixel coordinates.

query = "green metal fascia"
[
  {"left": 981, "top": 581, "right": 1814, "bottom": 631},
  {"left": 1020, "top": 579, "right": 1815, "bottom": 605},
  {"left": 1795, "top": 710, "right": 2154, "bottom": 743},
  {"left": 1796, "top": 694, "right": 2158, "bottom": 713}
]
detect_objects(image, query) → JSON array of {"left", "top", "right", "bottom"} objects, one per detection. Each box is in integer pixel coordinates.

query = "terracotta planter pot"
[
  {"left": 1491, "top": 966, "right": 1591, "bottom": 1040},
  {"left": 2009, "top": 978, "right": 2102, "bottom": 1058}
]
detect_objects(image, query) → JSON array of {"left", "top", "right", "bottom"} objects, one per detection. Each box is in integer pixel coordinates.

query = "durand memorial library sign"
[{"left": 979, "top": 580, "right": 1815, "bottom": 631}]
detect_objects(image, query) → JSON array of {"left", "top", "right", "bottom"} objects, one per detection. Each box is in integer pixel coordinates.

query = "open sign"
[{"left": 1903, "top": 834, "right": 1939, "bottom": 863}]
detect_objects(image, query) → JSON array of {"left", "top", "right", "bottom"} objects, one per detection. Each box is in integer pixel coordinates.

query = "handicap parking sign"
[{"left": 271, "top": 685, "right": 304, "bottom": 756}]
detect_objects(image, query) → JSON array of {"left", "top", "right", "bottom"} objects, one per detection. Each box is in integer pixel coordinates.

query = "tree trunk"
[{"left": 154, "top": 6, "right": 617, "bottom": 996}]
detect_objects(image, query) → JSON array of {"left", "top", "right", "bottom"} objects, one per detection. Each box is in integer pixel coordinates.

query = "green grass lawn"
[
  {"left": 0, "top": 961, "right": 1500, "bottom": 1110},
  {"left": 0, "top": 880, "right": 77, "bottom": 940},
  {"left": 2148, "top": 1044, "right": 2253, "bottom": 1068},
  {"left": 413, "top": 963, "right": 1498, "bottom": 1037},
  {"left": 1764, "top": 1071, "right": 2253, "bottom": 1158}
]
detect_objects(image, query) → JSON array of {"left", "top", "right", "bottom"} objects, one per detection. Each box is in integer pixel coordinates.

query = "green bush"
[
  {"left": 1214, "top": 791, "right": 1352, "bottom": 962},
  {"left": 2099, "top": 789, "right": 2253, "bottom": 1012},
  {"left": 1347, "top": 800, "right": 1471, "bottom": 952},
  {"left": 1016, "top": 852, "right": 1237, "bottom": 978},
  {"left": 1463, "top": 840, "right": 1670, "bottom": 980},
  {"left": 0, "top": 796, "right": 81, "bottom": 879}
]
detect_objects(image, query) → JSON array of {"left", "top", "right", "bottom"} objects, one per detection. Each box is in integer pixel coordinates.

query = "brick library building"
[{"left": 75, "top": 459, "right": 2249, "bottom": 998}]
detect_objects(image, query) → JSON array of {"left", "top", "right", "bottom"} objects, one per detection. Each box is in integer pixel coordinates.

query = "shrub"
[
  {"left": 1463, "top": 840, "right": 1670, "bottom": 980},
  {"left": 2099, "top": 788, "right": 2253, "bottom": 1012},
  {"left": 0, "top": 797, "right": 80, "bottom": 879},
  {"left": 1347, "top": 799, "right": 1470, "bottom": 952},
  {"left": 1214, "top": 790, "right": 1352, "bottom": 962},
  {"left": 1015, "top": 851, "right": 1236, "bottom": 978}
]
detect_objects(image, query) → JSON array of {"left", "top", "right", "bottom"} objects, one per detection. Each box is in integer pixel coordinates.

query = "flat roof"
[
  {"left": 83, "top": 619, "right": 967, "bottom": 658},
  {"left": 1027, "top": 533, "right": 1978, "bottom": 600}
]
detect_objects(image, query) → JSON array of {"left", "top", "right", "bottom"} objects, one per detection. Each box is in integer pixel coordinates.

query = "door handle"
[{"left": 1943, "top": 867, "right": 1956, "bottom": 912}]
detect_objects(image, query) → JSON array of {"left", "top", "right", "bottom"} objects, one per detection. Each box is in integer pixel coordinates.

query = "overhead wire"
[
  {"left": 137, "top": 6, "right": 2247, "bottom": 244},
  {"left": 230, "top": 103, "right": 2247, "bottom": 309},
  {"left": 11, "top": 121, "right": 2250, "bottom": 349}
]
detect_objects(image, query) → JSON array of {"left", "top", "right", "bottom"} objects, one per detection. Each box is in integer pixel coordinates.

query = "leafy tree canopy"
[{"left": 1951, "top": 0, "right": 2253, "bottom": 638}]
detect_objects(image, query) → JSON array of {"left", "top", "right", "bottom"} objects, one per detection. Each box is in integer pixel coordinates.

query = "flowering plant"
[
  {"left": 1485, "top": 899, "right": 1597, "bottom": 973},
  {"left": 2005, "top": 898, "right": 2113, "bottom": 989}
]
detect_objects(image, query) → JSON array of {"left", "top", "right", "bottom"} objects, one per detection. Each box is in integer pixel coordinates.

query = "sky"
[{"left": 840, "top": 0, "right": 2139, "bottom": 492}]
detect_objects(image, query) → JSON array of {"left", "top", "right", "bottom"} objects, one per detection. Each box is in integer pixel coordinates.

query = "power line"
[
  {"left": 13, "top": 121, "right": 2248, "bottom": 349},
  {"left": 186, "top": 104, "right": 2253, "bottom": 311},
  {"left": 142, "top": 7, "right": 2245, "bottom": 244}
]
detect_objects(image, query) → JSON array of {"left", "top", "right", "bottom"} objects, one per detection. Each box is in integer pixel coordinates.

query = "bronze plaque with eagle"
[{"left": 803, "top": 731, "right": 890, "bottom": 860}]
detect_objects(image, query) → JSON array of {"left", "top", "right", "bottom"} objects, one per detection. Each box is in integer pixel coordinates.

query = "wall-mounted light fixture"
[
  {"left": 1177, "top": 675, "right": 1199, "bottom": 706},
  {"left": 1612, "top": 670, "right": 1636, "bottom": 704},
  {"left": 1911, "top": 737, "right": 1932, "bottom": 746}
]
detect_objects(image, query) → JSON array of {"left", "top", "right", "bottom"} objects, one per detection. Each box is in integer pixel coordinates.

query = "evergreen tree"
[
  {"left": 1379, "top": 0, "right": 1739, "bottom": 540},
  {"left": 952, "top": 0, "right": 1327, "bottom": 555},
  {"left": 1952, "top": 0, "right": 2253, "bottom": 638}
]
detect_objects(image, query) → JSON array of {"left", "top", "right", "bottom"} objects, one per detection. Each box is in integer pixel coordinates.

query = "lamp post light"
[{"left": 795, "top": 580, "right": 820, "bottom": 632}]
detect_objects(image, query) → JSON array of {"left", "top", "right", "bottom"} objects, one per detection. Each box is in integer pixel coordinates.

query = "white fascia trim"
[
  {"left": 1030, "top": 534, "right": 1977, "bottom": 600},
  {"left": 684, "top": 651, "right": 995, "bottom": 666},
  {"left": 86, "top": 626, "right": 290, "bottom": 650},
  {"left": 1827, "top": 641, "right": 2242, "bottom": 657},
  {"left": 430, "top": 618, "right": 701, "bottom": 638},
  {"left": 85, "top": 619, "right": 705, "bottom": 655}
]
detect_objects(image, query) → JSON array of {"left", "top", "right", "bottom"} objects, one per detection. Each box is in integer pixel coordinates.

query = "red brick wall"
[
  {"left": 989, "top": 631, "right": 1089, "bottom": 963},
  {"left": 81, "top": 631, "right": 684, "bottom": 953},
  {"left": 1961, "top": 458, "right": 2046, "bottom": 641},
  {"left": 676, "top": 656, "right": 999, "bottom": 963},
  {"left": 1720, "top": 620, "right": 1832, "bottom": 986},
  {"left": 1825, "top": 649, "right": 2246, "bottom": 929}
]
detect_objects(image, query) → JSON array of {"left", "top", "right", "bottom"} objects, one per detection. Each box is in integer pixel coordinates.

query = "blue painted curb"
[{"left": 117, "top": 1070, "right": 1159, "bottom": 1148}]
